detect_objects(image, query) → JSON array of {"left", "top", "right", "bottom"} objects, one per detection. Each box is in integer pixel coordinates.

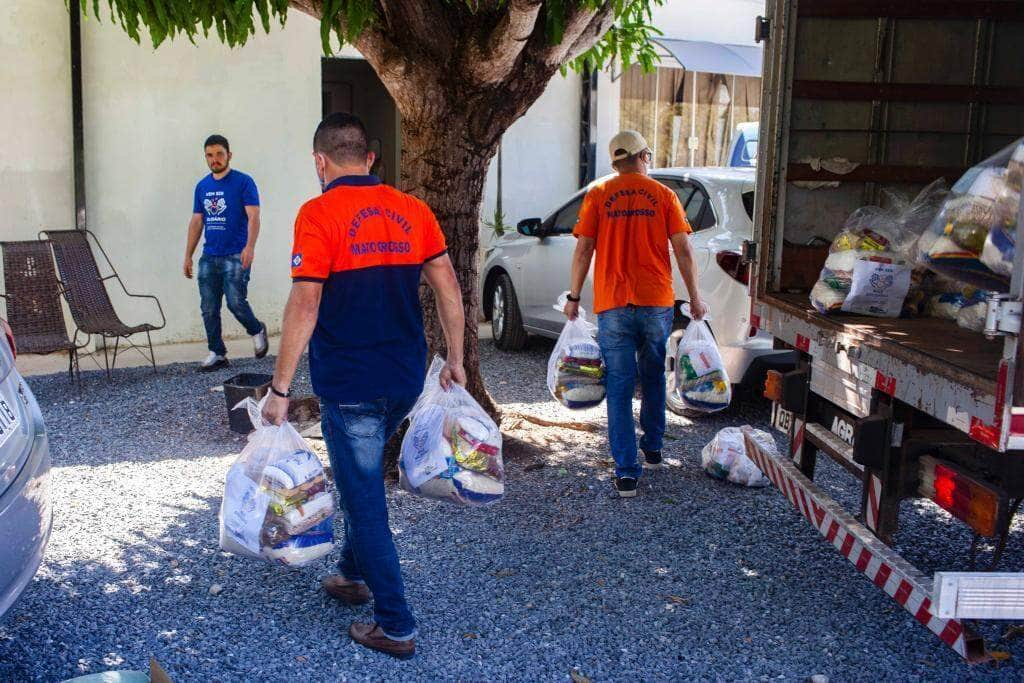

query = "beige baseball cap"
[{"left": 609, "top": 130, "right": 650, "bottom": 161}]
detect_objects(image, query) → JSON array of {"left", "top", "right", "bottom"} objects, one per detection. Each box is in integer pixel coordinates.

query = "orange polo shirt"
[{"left": 573, "top": 173, "right": 691, "bottom": 313}]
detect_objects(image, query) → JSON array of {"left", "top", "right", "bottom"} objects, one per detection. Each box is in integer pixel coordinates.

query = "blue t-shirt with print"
[{"left": 192, "top": 170, "right": 260, "bottom": 256}]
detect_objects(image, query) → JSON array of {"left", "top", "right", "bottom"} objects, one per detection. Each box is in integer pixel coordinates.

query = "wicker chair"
[
  {"left": 0, "top": 240, "right": 87, "bottom": 381},
  {"left": 40, "top": 229, "right": 165, "bottom": 378}
]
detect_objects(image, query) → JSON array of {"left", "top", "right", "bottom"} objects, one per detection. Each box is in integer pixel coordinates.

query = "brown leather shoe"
[
  {"left": 322, "top": 576, "right": 371, "bottom": 605},
  {"left": 348, "top": 622, "right": 416, "bottom": 660}
]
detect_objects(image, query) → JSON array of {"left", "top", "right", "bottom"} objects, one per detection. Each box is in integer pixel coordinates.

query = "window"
[
  {"left": 548, "top": 196, "right": 584, "bottom": 235},
  {"left": 742, "top": 191, "right": 755, "bottom": 221},
  {"left": 655, "top": 177, "right": 716, "bottom": 231}
]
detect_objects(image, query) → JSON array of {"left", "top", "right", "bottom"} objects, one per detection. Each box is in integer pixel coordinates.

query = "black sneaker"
[
  {"left": 614, "top": 477, "right": 638, "bottom": 498},
  {"left": 198, "top": 352, "right": 229, "bottom": 373},
  {"left": 642, "top": 449, "right": 663, "bottom": 469}
]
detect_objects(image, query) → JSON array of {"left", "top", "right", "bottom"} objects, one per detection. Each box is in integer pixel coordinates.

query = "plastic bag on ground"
[
  {"left": 917, "top": 138, "right": 1022, "bottom": 291},
  {"left": 219, "top": 398, "right": 334, "bottom": 567},
  {"left": 546, "top": 293, "right": 606, "bottom": 409},
  {"left": 399, "top": 356, "right": 504, "bottom": 506},
  {"left": 673, "top": 314, "right": 731, "bottom": 413},
  {"left": 701, "top": 426, "right": 774, "bottom": 487}
]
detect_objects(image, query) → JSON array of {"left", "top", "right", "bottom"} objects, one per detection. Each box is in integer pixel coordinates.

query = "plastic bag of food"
[
  {"left": 957, "top": 297, "right": 989, "bottom": 333},
  {"left": 918, "top": 138, "right": 1022, "bottom": 291},
  {"left": 546, "top": 293, "right": 606, "bottom": 409},
  {"left": 841, "top": 256, "right": 913, "bottom": 317},
  {"left": 399, "top": 356, "right": 504, "bottom": 506},
  {"left": 219, "top": 398, "right": 334, "bottom": 567},
  {"left": 701, "top": 426, "right": 773, "bottom": 487},
  {"left": 674, "top": 315, "right": 731, "bottom": 413}
]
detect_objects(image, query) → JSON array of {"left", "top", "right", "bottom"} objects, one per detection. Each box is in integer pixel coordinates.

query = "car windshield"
[{"left": 742, "top": 191, "right": 755, "bottom": 221}]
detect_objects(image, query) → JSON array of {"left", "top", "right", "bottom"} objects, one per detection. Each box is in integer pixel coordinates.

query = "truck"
[{"left": 746, "top": 0, "right": 1024, "bottom": 663}]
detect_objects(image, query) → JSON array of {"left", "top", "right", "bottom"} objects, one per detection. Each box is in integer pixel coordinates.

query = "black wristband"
[
  {"left": 270, "top": 385, "right": 291, "bottom": 398},
  {"left": 566, "top": 293, "right": 581, "bottom": 302}
]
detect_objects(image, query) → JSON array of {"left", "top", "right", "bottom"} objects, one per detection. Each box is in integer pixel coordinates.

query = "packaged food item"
[
  {"left": 957, "top": 298, "right": 989, "bottom": 333},
  {"left": 673, "top": 315, "right": 731, "bottom": 413},
  {"left": 399, "top": 357, "right": 504, "bottom": 506},
  {"left": 701, "top": 426, "right": 773, "bottom": 487},
  {"left": 219, "top": 399, "right": 334, "bottom": 567},
  {"left": 919, "top": 139, "right": 1022, "bottom": 291},
  {"left": 547, "top": 294, "right": 606, "bottom": 409}
]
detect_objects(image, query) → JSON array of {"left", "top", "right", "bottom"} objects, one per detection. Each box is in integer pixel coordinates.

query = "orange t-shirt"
[{"left": 573, "top": 173, "right": 691, "bottom": 313}]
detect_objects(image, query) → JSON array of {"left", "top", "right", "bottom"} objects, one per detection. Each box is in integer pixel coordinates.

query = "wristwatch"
[
  {"left": 566, "top": 293, "right": 581, "bottom": 302},
  {"left": 270, "top": 385, "right": 291, "bottom": 398}
]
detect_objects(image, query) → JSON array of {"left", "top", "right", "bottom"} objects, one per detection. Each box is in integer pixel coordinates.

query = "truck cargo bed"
[{"left": 765, "top": 292, "right": 1002, "bottom": 395}]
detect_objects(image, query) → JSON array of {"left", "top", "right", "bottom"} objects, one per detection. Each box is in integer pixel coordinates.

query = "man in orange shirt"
[
  {"left": 564, "top": 130, "right": 706, "bottom": 498},
  {"left": 261, "top": 113, "right": 465, "bottom": 659}
]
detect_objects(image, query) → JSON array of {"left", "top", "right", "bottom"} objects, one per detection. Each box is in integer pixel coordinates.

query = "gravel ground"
[{"left": 2, "top": 338, "right": 1024, "bottom": 681}]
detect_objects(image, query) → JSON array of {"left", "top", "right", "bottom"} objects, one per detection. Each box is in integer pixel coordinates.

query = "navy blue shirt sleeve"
[
  {"left": 193, "top": 183, "right": 202, "bottom": 214},
  {"left": 242, "top": 176, "right": 260, "bottom": 207}
]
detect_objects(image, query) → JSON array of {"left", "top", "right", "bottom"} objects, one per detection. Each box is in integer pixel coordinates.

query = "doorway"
[{"left": 321, "top": 58, "right": 401, "bottom": 186}]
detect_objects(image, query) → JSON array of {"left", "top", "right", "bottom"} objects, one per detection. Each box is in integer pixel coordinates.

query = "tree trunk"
[{"left": 399, "top": 117, "right": 501, "bottom": 418}]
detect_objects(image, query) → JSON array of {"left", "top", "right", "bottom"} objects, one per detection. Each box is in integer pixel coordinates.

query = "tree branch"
[
  {"left": 462, "top": 0, "right": 543, "bottom": 85},
  {"left": 541, "top": 1, "right": 615, "bottom": 67}
]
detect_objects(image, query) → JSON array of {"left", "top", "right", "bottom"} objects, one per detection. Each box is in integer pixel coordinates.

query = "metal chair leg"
[
  {"left": 146, "top": 330, "right": 156, "bottom": 373},
  {"left": 101, "top": 335, "right": 111, "bottom": 380},
  {"left": 112, "top": 335, "right": 120, "bottom": 372}
]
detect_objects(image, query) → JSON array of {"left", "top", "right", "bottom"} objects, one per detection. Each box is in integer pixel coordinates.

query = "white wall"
[
  {"left": 481, "top": 72, "right": 582, "bottom": 237},
  {"left": 652, "top": 0, "right": 764, "bottom": 45},
  {"left": 0, "top": 2, "right": 74, "bottom": 240},
  {"left": 81, "top": 12, "right": 324, "bottom": 345}
]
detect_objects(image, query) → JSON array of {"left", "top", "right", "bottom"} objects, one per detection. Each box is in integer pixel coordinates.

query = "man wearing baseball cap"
[{"left": 563, "top": 130, "right": 706, "bottom": 498}]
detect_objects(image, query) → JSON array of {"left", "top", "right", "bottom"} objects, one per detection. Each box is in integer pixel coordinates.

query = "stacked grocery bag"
[
  {"left": 399, "top": 357, "right": 505, "bottom": 506},
  {"left": 918, "top": 139, "right": 1022, "bottom": 291},
  {"left": 810, "top": 181, "right": 946, "bottom": 318},
  {"left": 219, "top": 399, "right": 334, "bottom": 566},
  {"left": 547, "top": 295, "right": 606, "bottom": 409},
  {"left": 808, "top": 138, "right": 1022, "bottom": 328},
  {"left": 673, "top": 308, "right": 731, "bottom": 413}
]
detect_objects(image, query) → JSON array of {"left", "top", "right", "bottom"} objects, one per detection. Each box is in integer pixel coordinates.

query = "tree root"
[{"left": 504, "top": 412, "right": 601, "bottom": 433}]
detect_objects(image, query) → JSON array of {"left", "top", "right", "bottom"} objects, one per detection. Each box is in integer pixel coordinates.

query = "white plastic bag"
[
  {"left": 674, "top": 314, "right": 731, "bottom": 413},
  {"left": 546, "top": 293, "right": 606, "bottom": 409},
  {"left": 841, "top": 257, "right": 913, "bottom": 317},
  {"left": 701, "top": 426, "right": 773, "bottom": 487},
  {"left": 399, "top": 357, "right": 504, "bottom": 506},
  {"left": 219, "top": 397, "right": 334, "bottom": 566}
]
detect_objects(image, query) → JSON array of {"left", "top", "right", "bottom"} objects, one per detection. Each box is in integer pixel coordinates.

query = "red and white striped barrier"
[{"left": 743, "top": 431, "right": 986, "bottom": 662}]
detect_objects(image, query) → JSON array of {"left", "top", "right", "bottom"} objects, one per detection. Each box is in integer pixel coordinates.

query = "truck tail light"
[
  {"left": 716, "top": 251, "right": 749, "bottom": 285},
  {"left": 0, "top": 319, "right": 14, "bottom": 359},
  {"left": 919, "top": 455, "right": 1003, "bottom": 537},
  {"left": 764, "top": 369, "right": 783, "bottom": 402}
]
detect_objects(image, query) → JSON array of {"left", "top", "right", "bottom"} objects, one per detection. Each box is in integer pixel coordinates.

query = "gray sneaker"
[
  {"left": 252, "top": 324, "right": 269, "bottom": 359},
  {"left": 199, "top": 352, "right": 228, "bottom": 373}
]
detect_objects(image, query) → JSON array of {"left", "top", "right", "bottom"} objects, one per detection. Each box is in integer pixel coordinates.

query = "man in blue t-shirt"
[{"left": 183, "top": 134, "right": 268, "bottom": 372}]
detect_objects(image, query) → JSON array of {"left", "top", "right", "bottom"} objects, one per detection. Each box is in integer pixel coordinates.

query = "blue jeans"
[
  {"left": 597, "top": 305, "right": 674, "bottom": 479},
  {"left": 321, "top": 396, "right": 419, "bottom": 640},
  {"left": 197, "top": 254, "right": 263, "bottom": 356}
]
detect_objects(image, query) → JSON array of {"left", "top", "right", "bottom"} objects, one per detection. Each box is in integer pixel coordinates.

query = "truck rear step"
[{"left": 743, "top": 432, "right": 987, "bottom": 662}]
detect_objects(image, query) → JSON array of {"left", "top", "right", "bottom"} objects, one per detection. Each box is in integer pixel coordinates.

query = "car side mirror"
[{"left": 517, "top": 217, "right": 544, "bottom": 237}]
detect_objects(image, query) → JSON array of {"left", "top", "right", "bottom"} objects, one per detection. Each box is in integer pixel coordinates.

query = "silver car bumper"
[{"left": 0, "top": 430, "right": 52, "bottom": 621}]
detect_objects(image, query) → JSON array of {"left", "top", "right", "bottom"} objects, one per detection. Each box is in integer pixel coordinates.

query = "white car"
[
  {"left": 479, "top": 167, "right": 794, "bottom": 414},
  {"left": 0, "top": 319, "right": 52, "bottom": 621}
]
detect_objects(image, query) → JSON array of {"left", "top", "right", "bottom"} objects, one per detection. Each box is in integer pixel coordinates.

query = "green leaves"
[
  {"left": 79, "top": 0, "right": 664, "bottom": 68},
  {"left": 568, "top": 0, "right": 665, "bottom": 74}
]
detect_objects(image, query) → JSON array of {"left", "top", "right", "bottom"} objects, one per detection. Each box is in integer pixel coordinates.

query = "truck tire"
[{"left": 492, "top": 273, "right": 528, "bottom": 351}]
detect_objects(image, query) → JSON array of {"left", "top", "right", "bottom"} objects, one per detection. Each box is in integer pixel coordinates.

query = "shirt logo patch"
[
  {"left": 291, "top": 253, "right": 303, "bottom": 268},
  {"left": 204, "top": 197, "right": 227, "bottom": 216}
]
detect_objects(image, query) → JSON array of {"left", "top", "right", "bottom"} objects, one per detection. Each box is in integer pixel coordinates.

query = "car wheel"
[
  {"left": 665, "top": 328, "right": 714, "bottom": 418},
  {"left": 492, "top": 273, "right": 528, "bottom": 351}
]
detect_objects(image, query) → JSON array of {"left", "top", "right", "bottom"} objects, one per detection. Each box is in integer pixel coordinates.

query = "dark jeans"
[
  {"left": 597, "top": 305, "right": 674, "bottom": 479},
  {"left": 321, "top": 396, "right": 419, "bottom": 640},
  {"left": 197, "top": 254, "right": 262, "bottom": 356}
]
